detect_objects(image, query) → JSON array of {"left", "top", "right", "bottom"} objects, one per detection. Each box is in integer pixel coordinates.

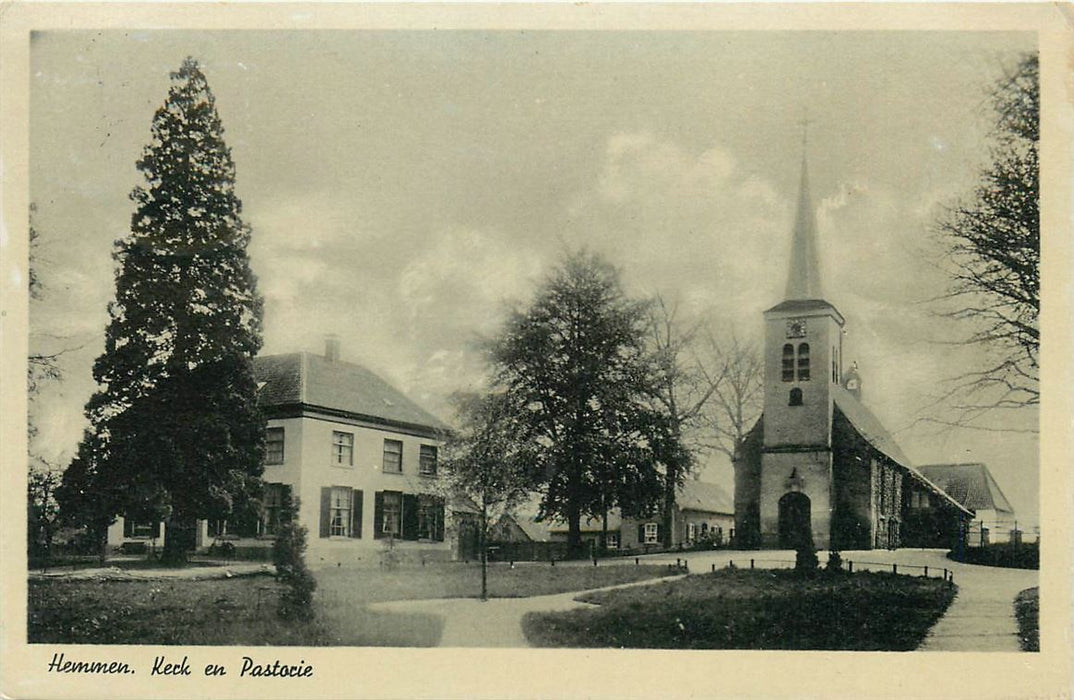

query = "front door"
[{"left": 778, "top": 492, "right": 812, "bottom": 549}]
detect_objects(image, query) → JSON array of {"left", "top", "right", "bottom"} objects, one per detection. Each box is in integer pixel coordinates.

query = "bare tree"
[
  {"left": 932, "top": 52, "right": 1038, "bottom": 425},
  {"left": 700, "top": 331, "right": 764, "bottom": 461},
  {"left": 647, "top": 296, "right": 720, "bottom": 548}
]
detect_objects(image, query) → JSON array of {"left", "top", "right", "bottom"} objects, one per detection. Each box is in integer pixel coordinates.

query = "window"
[
  {"left": 797, "top": 343, "right": 810, "bottom": 381},
  {"left": 789, "top": 388, "right": 803, "bottom": 406},
  {"left": 417, "top": 495, "right": 444, "bottom": 540},
  {"left": 381, "top": 491, "right": 402, "bottom": 536},
  {"left": 644, "top": 522, "right": 659, "bottom": 544},
  {"left": 330, "top": 487, "right": 353, "bottom": 537},
  {"left": 419, "top": 445, "right": 438, "bottom": 476},
  {"left": 781, "top": 344, "right": 795, "bottom": 382},
  {"left": 265, "top": 427, "right": 285, "bottom": 465},
  {"left": 261, "top": 483, "right": 287, "bottom": 536},
  {"left": 687, "top": 522, "right": 697, "bottom": 541},
  {"left": 332, "top": 431, "right": 354, "bottom": 467},
  {"left": 383, "top": 439, "right": 403, "bottom": 473},
  {"left": 605, "top": 533, "right": 619, "bottom": 550}
]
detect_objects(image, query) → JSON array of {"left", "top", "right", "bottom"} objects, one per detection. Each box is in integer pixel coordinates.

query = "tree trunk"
[
  {"left": 95, "top": 520, "right": 109, "bottom": 566},
  {"left": 663, "top": 459, "right": 678, "bottom": 549},
  {"left": 479, "top": 501, "right": 488, "bottom": 601},
  {"left": 601, "top": 509, "right": 608, "bottom": 552}
]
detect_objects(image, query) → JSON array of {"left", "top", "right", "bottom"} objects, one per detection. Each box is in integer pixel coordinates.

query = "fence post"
[
  {"left": 750, "top": 558, "right": 754, "bottom": 570},
  {"left": 892, "top": 564, "right": 897, "bottom": 575},
  {"left": 593, "top": 558, "right": 598, "bottom": 567},
  {"left": 635, "top": 557, "right": 639, "bottom": 566},
  {"left": 848, "top": 560, "right": 853, "bottom": 573},
  {"left": 924, "top": 566, "right": 928, "bottom": 578},
  {"left": 550, "top": 558, "right": 555, "bottom": 567},
  {"left": 711, "top": 563, "right": 716, "bottom": 573}
]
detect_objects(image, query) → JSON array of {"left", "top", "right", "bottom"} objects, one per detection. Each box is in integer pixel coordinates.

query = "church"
[{"left": 733, "top": 154, "right": 973, "bottom": 551}]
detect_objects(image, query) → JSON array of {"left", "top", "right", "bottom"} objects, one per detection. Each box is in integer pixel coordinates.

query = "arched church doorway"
[{"left": 778, "top": 492, "right": 812, "bottom": 549}]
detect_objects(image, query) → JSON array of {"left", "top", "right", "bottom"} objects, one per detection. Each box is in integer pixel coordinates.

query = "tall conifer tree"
[{"left": 59, "top": 57, "right": 265, "bottom": 564}]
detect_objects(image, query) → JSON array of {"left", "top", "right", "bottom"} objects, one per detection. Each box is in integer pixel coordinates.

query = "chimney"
[{"left": 324, "top": 334, "right": 341, "bottom": 362}]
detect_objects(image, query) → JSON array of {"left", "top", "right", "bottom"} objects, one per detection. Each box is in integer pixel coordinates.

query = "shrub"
[
  {"left": 272, "top": 497, "right": 316, "bottom": 621},
  {"left": 825, "top": 550, "right": 843, "bottom": 573},
  {"left": 795, "top": 543, "right": 818, "bottom": 572}
]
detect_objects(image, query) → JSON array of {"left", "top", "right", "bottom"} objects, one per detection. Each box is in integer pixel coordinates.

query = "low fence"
[{"left": 698, "top": 556, "right": 957, "bottom": 584}]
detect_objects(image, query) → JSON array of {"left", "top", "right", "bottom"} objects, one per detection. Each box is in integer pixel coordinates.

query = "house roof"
[
  {"left": 917, "top": 463, "right": 1015, "bottom": 515},
  {"left": 254, "top": 352, "right": 447, "bottom": 432},
  {"left": 677, "top": 479, "right": 734, "bottom": 515},
  {"left": 831, "top": 384, "right": 972, "bottom": 516},
  {"left": 509, "top": 514, "right": 556, "bottom": 542}
]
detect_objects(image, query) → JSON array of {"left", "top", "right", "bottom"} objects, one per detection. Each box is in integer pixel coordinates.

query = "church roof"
[
  {"left": 831, "top": 385, "right": 972, "bottom": 516},
  {"left": 917, "top": 463, "right": 1015, "bottom": 515},
  {"left": 784, "top": 156, "right": 824, "bottom": 300},
  {"left": 254, "top": 352, "right": 448, "bottom": 433}
]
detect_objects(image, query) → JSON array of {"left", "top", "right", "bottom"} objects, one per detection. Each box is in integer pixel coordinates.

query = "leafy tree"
[
  {"left": 934, "top": 53, "right": 1039, "bottom": 422},
  {"left": 59, "top": 57, "right": 265, "bottom": 565},
  {"left": 441, "top": 392, "right": 537, "bottom": 600},
  {"left": 489, "top": 251, "right": 673, "bottom": 554}
]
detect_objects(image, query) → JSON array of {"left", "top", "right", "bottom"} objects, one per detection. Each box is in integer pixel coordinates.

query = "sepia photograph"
[{"left": 3, "top": 4, "right": 1071, "bottom": 699}]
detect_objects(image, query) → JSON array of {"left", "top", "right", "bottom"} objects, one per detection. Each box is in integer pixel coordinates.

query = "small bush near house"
[
  {"left": 522, "top": 568, "right": 956, "bottom": 650},
  {"left": 825, "top": 550, "right": 843, "bottom": 573},
  {"left": 272, "top": 500, "right": 316, "bottom": 621},
  {"left": 1014, "top": 587, "right": 1039, "bottom": 652}
]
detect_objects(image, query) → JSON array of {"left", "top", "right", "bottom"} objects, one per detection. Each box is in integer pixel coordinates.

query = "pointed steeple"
[{"left": 784, "top": 150, "right": 823, "bottom": 301}]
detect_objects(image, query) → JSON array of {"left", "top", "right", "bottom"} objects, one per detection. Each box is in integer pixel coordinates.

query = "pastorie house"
[{"left": 109, "top": 337, "right": 479, "bottom": 565}]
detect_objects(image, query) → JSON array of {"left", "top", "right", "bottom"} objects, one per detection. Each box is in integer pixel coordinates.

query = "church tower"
[
  {"left": 733, "top": 138, "right": 975, "bottom": 552},
  {"left": 754, "top": 154, "right": 845, "bottom": 549}
]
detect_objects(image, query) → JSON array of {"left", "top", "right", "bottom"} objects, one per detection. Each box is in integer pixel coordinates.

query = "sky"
[{"left": 27, "top": 30, "right": 1039, "bottom": 524}]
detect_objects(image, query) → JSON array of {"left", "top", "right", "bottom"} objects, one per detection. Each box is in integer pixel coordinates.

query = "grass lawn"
[
  {"left": 1014, "top": 587, "right": 1039, "bottom": 652},
  {"left": 522, "top": 568, "right": 957, "bottom": 650},
  {"left": 29, "top": 561, "right": 670, "bottom": 646}
]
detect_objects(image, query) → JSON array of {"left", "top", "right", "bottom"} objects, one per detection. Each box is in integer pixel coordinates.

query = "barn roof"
[
  {"left": 917, "top": 463, "right": 1015, "bottom": 515},
  {"left": 254, "top": 352, "right": 447, "bottom": 433}
]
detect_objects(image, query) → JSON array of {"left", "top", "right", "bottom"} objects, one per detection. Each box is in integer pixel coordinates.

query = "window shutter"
[
  {"left": 374, "top": 491, "right": 385, "bottom": 539},
  {"left": 123, "top": 517, "right": 133, "bottom": 538},
  {"left": 435, "top": 500, "right": 445, "bottom": 542},
  {"left": 656, "top": 523, "right": 663, "bottom": 542},
  {"left": 637, "top": 524, "right": 644, "bottom": 543},
  {"left": 351, "top": 489, "right": 363, "bottom": 539},
  {"left": 319, "top": 487, "right": 331, "bottom": 538},
  {"left": 152, "top": 521, "right": 161, "bottom": 539},
  {"left": 402, "top": 494, "right": 419, "bottom": 540}
]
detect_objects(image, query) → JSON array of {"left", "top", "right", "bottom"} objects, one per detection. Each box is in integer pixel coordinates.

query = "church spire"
[{"left": 784, "top": 130, "right": 823, "bottom": 301}]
